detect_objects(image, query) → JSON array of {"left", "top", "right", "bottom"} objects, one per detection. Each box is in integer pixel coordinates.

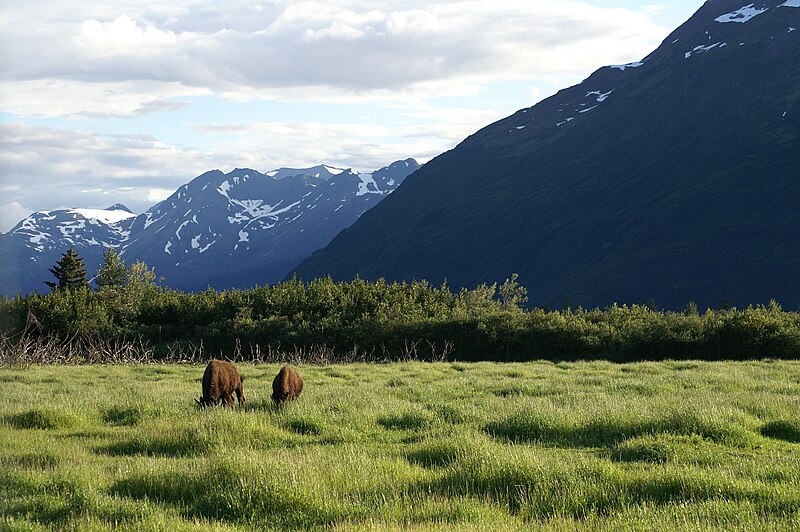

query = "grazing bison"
[
  {"left": 272, "top": 365, "right": 303, "bottom": 405},
  {"left": 195, "top": 360, "right": 245, "bottom": 407}
]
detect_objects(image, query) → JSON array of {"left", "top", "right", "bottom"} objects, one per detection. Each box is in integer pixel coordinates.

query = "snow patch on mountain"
[
  {"left": 781, "top": 1, "right": 800, "bottom": 7},
  {"left": 175, "top": 218, "right": 194, "bottom": 240},
  {"left": 28, "top": 231, "right": 49, "bottom": 252},
  {"left": 217, "top": 181, "right": 233, "bottom": 197},
  {"left": 59, "top": 219, "right": 86, "bottom": 238},
  {"left": 685, "top": 42, "right": 726, "bottom": 59},
  {"left": 715, "top": 4, "right": 769, "bottom": 23},
  {"left": 323, "top": 165, "right": 346, "bottom": 175},
  {"left": 609, "top": 62, "right": 643, "bottom": 71},
  {"left": 238, "top": 199, "right": 265, "bottom": 213},
  {"left": 72, "top": 208, "right": 136, "bottom": 224},
  {"left": 191, "top": 234, "right": 215, "bottom": 253},
  {"left": 357, "top": 173, "right": 382, "bottom": 196},
  {"left": 587, "top": 90, "right": 613, "bottom": 102},
  {"left": 142, "top": 213, "right": 158, "bottom": 229}
]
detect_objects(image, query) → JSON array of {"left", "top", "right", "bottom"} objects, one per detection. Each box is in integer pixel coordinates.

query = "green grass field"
[{"left": 1, "top": 360, "right": 799, "bottom": 530}]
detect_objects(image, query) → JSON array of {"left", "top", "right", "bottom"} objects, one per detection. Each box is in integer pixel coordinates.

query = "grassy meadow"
[{"left": 1, "top": 360, "right": 799, "bottom": 530}]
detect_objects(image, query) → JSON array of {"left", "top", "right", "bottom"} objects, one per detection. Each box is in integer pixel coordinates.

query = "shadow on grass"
[
  {"left": 377, "top": 411, "right": 435, "bottom": 431},
  {"left": 609, "top": 434, "right": 724, "bottom": 464},
  {"left": 1, "top": 452, "right": 61, "bottom": 470},
  {"left": 110, "top": 460, "right": 336, "bottom": 529},
  {"left": 0, "top": 374, "right": 30, "bottom": 383},
  {"left": 405, "top": 437, "right": 484, "bottom": 469},
  {"left": 409, "top": 455, "right": 796, "bottom": 520},
  {"left": 485, "top": 410, "right": 755, "bottom": 448},
  {"left": 100, "top": 428, "right": 214, "bottom": 457},
  {"left": 492, "top": 385, "right": 558, "bottom": 398},
  {"left": 760, "top": 420, "right": 800, "bottom": 443},
  {"left": 386, "top": 378, "right": 406, "bottom": 388},
  {"left": 324, "top": 368, "right": 354, "bottom": 380},
  {"left": 242, "top": 398, "right": 277, "bottom": 413},
  {"left": 281, "top": 416, "right": 326, "bottom": 436},
  {"left": 426, "top": 403, "right": 468, "bottom": 424},
  {"left": 101, "top": 406, "right": 149, "bottom": 427},
  {"left": 5, "top": 490, "right": 162, "bottom": 528},
  {"left": 7, "top": 408, "right": 83, "bottom": 430}
]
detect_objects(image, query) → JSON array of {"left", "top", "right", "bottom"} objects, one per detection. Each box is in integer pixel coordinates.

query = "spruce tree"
[{"left": 46, "top": 248, "right": 89, "bottom": 291}]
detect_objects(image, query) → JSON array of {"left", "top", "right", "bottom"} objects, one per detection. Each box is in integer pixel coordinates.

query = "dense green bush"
[{"left": 1, "top": 276, "right": 799, "bottom": 363}]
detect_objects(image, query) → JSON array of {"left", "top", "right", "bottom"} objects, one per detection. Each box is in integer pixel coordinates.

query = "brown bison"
[
  {"left": 272, "top": 365, "right": 303, "bottom": 405},
  {"left": 195, "top": 360, "right": 245, "bottom": 407}
]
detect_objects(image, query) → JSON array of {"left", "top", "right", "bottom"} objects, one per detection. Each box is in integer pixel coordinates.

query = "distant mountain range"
[
  {"left": 294, "top": 0, "right": 800, "bottom": 310},
  {"left": 0, "top": 159, "right": 419, "bottom": 296}
]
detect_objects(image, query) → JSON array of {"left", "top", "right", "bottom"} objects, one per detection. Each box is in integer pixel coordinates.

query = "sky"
[{"left": 0, "top": 0, "right": 705, "bottom": 232}]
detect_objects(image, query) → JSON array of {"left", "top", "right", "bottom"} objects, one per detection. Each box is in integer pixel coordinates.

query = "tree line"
[{"left": 1, "top": 248, "right": 799, "bottom": 363}]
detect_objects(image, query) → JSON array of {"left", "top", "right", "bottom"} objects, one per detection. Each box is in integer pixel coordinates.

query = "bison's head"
[
  {"left": 195, "top": 397, "right": 214, "bottom": 408},
  {"left": 272, "top": 391, "right": 289, "bottom": 405}
]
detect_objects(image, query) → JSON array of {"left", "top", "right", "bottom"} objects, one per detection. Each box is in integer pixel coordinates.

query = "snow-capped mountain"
[
  {"left": 0, "top": 159, "right": 419, "bottom": 296},
  {"left": 8, "top": 205, "right": 135, "bottom": 256},
  {"left": 294, "top": 0, "right": 800, "bottom": 309},
  {"left": 0, "top": 206, "right": 137, "bottom": 297}
]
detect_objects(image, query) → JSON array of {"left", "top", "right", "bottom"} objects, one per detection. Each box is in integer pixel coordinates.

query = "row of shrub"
[{"left": 2, "top": 276, "right": 799, "bottom": 363}]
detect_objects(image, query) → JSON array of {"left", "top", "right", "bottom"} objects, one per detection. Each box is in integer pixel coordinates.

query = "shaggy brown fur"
[
  {"left": 196, "top": 360, "right": 245, "bottom": 407},
  {"left": 272, "top": 365, "right": 303, "bottom": 405}
]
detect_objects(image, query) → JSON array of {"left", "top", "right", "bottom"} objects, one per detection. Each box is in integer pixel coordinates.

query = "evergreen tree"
[
  {"left": 95, "top": 248, "right": 128, "bottom": 289},
  {"left": 45, "top": 248, "right": 89, "bottom": 291}
]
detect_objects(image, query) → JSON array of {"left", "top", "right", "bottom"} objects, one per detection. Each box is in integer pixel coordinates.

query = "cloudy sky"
[{"left": 0, "top": 0, "right": 703, "bottom": 232}]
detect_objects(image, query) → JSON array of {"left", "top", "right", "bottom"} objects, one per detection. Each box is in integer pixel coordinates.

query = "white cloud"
[
  {"left": 191, "top": 119, "right": 447, "bottom": 171},
  {"left": 147, "top": 188, "right": 174, "bottom": 202},
  {"left": 0, "top": 202, "right": 30, "bottom": 233},
  {"left": 0, "top": 122, "right": 215, "bottom": 228},
  {"left": 0, "top": 0, "right": 669, "bottom": 116},
  {"left": 74, "top": 15, "right": 178, "bottom": 57},
  {"left": 303, "top": 21, "right": 367, "bottom": 41},
  {"left": 0, "top": 80, "right": 208, "bottom": 119}
]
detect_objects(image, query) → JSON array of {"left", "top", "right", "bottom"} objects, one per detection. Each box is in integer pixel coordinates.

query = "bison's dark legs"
[{"left": 235, "top": 388, "right": 245, "bottom": 406}]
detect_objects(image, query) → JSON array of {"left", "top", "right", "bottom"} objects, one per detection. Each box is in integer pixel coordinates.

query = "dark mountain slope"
[{"left": 294, "top": 1, "right": 800, "bottom": 309}]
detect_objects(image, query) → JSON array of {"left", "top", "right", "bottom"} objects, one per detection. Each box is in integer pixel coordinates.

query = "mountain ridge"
[{"left": 0, "top": 159, "right": 420, "bottom": 296}]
